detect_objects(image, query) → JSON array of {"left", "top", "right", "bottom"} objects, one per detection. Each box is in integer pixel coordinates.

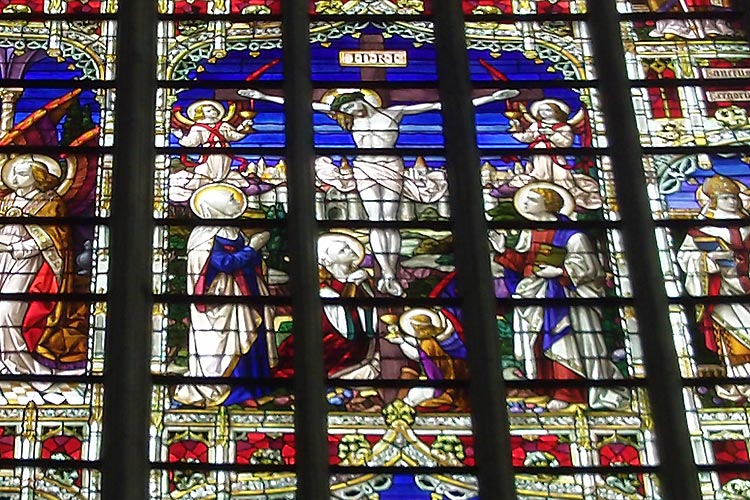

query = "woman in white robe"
[{"left": 173, "top": 183, "right": 275, "bottom": 407}]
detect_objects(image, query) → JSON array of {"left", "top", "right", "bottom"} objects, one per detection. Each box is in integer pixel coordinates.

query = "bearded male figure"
[
  {"left": 240, "top": 88, "right": 518, "bottom": 296},
  {"left": 274, "top": 233, "right": 379, "bottom": 381}
]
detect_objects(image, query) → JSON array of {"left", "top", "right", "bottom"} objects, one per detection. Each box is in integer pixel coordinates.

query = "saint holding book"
[
  {"left": 677, "top": 175, "right": 750, "bottom": 402},
  {"left": 490, "top": 183, "right": 629, "bottom": 411}
]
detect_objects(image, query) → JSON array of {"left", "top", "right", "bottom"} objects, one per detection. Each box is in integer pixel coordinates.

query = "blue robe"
[{"left": 201, "top": 235, "right": 272, "bottom": 404}]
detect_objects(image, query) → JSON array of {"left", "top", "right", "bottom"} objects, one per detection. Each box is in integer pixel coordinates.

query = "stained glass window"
[
  {"left": 463, "top": 4, "right": 663, "bottom": 498},
  {"left": 0, "top": 0, "right": 117, "bottom": 497},
  {"left": 151, "top": 4, "right": 295, "bottom": 493},
  {"left": 616, "top": 0, "right": 750, "bottom": 496},
  {"left": 1, "top": 0, "right": 748, "bottom": 498}
]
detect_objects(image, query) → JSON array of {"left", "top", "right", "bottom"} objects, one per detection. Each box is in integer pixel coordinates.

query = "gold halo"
[
  {"left": 56, "top": 155, "right": 76, "bottom": 197},
  {"left": 1, "top": 154, "right": 64, "bottom": 191},
  {"left": 696, "top": 178, "right": 750, "bottom": 211},
  {"left": 186, "top": 100, "right": 226, "bottom": 121},
  {"left": 189, "top": 183, "right": 248, "bottom": 220},
  {"left": 513, "top": 182, "right": 576, "bottom": 221},
  {"left": 399, "top": 308, "right": 446, "bottom": 338},
  {"left": 320, "top": 88, "right": 383, "bottom": 109},
  {"left": 317, "top": 232, "right": 365, "bottom": 267},
  {"left": 529, "top": 98, "right": 571, "bottom": 118}
]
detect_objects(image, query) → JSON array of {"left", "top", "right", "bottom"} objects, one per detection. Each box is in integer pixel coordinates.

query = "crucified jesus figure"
[{"left": 239, "top": 88, "right": 519, "bottom": 296}]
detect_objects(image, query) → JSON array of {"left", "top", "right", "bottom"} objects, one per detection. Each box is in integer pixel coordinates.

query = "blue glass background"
[{"left": 170, "top": 28, "right": 587, "bottom": 151}]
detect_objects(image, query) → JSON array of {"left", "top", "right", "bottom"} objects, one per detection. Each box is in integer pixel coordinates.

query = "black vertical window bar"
[
  {"left": 587, "top": 1, "right": 702, "bottom": 499},
  {"left": 282, "top": 0, "right": 331, "bottom": 498},
  {"left": 433, "top": 1, "right": 518, "bottom": 498},
  {"left": 101, "top": 0, "right": 156, "bottom": 498}
]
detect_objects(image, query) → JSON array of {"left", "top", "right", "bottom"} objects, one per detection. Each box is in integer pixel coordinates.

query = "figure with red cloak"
[
  {"left": 677, "top": 175, "right": 750, "bottom": 402},
  {"left": 274, "top": 233, "right": 379, "bottom": 381},
  {"left": 0, "top": 154, "right": 88, "bottom": 382},
  {"left": 491, "top": 183, "right": 629, "bottom": 411}
]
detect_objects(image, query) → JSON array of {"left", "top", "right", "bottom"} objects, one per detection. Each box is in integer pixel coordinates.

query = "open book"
[{"left": 693, "top": 236, "right": 735, "bottom": 268}]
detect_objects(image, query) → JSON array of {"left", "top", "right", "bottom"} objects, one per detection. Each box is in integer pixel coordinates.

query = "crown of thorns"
[{"left": 330, "top": 92, "right": 366, "bottom": 111}]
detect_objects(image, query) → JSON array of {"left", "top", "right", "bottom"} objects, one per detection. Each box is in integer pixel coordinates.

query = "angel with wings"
[
  {"left": 508, "top": 98, "right": 602, "bottom": 210},
  {"left": 0, "top": 153, "right": 91, "bottom": 381},
  {"left": 0, "top": 88, "right": 101, "bottom": 404},
  {"left": 169, "top": 99, "right": 256, "bottom": 202}
]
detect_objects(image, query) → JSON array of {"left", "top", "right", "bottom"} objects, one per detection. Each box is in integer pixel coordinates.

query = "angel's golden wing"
[
  {"left": 568, "top": 107, "right": 588, "bottom": 134},
  {"left": 171, "top": 106, "right": 194, "bottom": 131}
]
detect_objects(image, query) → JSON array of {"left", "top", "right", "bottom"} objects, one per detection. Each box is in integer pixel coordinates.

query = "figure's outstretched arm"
[
  {"left": 387, "top": 101, "right": 442, "bottom": 116},
  {"left": 387, "top": 89, "right": 520, "bottom": 116},
  {"left": 238, "top": 89, "right": 285, "bottom": 105},
  {"left": 472, "top": 89, "right": 520, "bottom": 107},
  {"left": 238, "top": 89, "right": 331, "bottom": 112}
]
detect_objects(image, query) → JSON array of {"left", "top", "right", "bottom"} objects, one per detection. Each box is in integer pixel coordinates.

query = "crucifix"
[{"left": 236, "top": 33, "right": 517, "bottom": 297}]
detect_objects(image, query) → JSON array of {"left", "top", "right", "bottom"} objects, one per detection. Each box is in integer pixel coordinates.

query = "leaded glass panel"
[
  {"left": 0, "top": 0, "right": 743, "bottom": 497},
  {"left": 617, "top": 0, "right": 750, "bottom": 495},
  {"left": 0, "top": 3, "right": 116, "bottom": 497}
]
